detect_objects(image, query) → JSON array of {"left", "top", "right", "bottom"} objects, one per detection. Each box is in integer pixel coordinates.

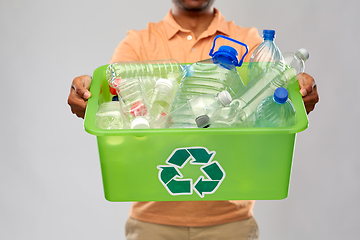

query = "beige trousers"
[{"left": 125, "top": 217, "right": 259, "bottom": 240}]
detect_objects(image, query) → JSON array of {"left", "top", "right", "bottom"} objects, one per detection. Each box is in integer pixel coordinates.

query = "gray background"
[{"left": 0, "top": 0, "right": 359, "bottom": 239}]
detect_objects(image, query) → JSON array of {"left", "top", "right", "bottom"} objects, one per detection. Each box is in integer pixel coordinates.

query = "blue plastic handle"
[{"left": 209, "top": 35, "right": 249, "bottom": 67}]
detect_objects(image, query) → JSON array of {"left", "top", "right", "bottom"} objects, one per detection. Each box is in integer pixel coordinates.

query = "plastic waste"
[
  {"left": 148, "top": 78, "right": 174, "bottom": 126},
  {"left": 217, "top": 48, "right": 309, "bottom": 127},
  {"left": 248, "top": 29, "right": 284, "bottom": 82},
  {"left": 253, "top": 87, "right": 296, "bottom": 127},
  {"left": 112, "top": 76, "right": 152, "bottom": 129},
  {"left": 170, "top": 35, "right": 248, "bottom": 111},
  {"left": 106, "top": 59, "right": 186, "bottom": 97},
  {"left": 95, "top": 101, "right": 124, "bottom": 129},
  {"left": 164, "top": 90, "right": 232, "bottom": 129}
]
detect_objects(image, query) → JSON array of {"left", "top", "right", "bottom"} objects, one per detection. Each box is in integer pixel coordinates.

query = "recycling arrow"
[
  {"left": 188, "top": 147, "right": 215, "bottom": 164},
  {"left": 158, "top": 147, "right": 225, "bottom": 198},
  {"left": 158, "top": 166, "right": 181, "bottom": 184},
  {"left": 166, "top": 148, "right": 191, "bottom": 167},
  {"left": 167, "top": 179, "right": 192, "bottom": 194},
  {"left": 202, "top": 161, "right": 224, "bottom": 180},
  {"left": 194, "top": 176, "right": 219, "bottom": 198},
  {"left": 194, "top": 161, "right": 225, "bottom": 197}
]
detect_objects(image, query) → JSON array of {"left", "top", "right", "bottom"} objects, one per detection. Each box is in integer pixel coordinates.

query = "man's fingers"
[
  {"left": 68, "top": 87, "right": 88, "bottom": 110},
  {"left": 71, "top": 75, "right": 92, "bottom": 99},
  {"left": 68, "top": 75, "right": 92, "bottom": 119},
  {"left": 302, "top": 85, "right": 319, "bottom": 114},
  {"left": 297, "top": 73, "right": 315, "bottom": 97}
]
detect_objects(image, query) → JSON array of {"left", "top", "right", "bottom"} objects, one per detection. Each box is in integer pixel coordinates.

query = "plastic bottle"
[
  {"left": 148, "top": 78, "right": 174, "bottom": 125},
  {"left": 170, "top": 35, "right": 248, "bottom": 112},
  {"left": 253, "top": 87, "right": 295, "bottom": 127},
  {"left": 248, "top": 29, "right": 284, "bottom": 82},
  {"left": 114, "top": 77, "right": 152, "bottom": 129},
  {"left": 164, "top": 90, "right": 232, "bottom": 129},
  {"left": 220, "top": 48, "right": 309, "bottom": 127},
  {"left": 106, "top": 59, "right": 186, "bottom": 97},
  {"left": 283, "top": 48, "right": 310, "bottom": 75},
  {"left": 95, "top": 101, "right": 124, "bottom": 129}
]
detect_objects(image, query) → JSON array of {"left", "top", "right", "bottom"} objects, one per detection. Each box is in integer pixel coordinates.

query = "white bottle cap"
[
  {"left": 217, "top": 90, "right": 232, "bottom": 106},
  {"left": 297, "top": 48, "right": 310, "bottom": 61},
  {"left": 155, "top": 78, "right": 173, "bottom": 90},
  {"left": 130, "top": 117, "right": 150, "bottom": 129}
]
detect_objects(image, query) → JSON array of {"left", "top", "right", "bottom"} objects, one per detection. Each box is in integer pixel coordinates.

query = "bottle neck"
[
  {"left": 263, "top": 38, "right": 275, "bottom": 42},
  {"left": 295, "top": 52, "right": 307, "bottom": 62}
]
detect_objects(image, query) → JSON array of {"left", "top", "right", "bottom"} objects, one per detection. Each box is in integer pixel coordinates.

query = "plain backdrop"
[{"left": 0, "top": 0, "right": 359, "bottom": 239}]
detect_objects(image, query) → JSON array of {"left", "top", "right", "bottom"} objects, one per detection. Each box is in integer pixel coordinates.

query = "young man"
[{"left": 68, "top": 1, "right": 319, "bottom": 239}]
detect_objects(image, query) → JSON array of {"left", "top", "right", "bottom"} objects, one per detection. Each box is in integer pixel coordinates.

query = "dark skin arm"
[
  {"left": 297, "top": 73, "right": 319, "bottom": 114},
  {"left": 67, "top": 75, "right": 92, "bottom": 119}
]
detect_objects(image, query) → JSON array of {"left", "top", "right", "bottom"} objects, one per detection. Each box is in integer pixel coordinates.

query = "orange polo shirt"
[{"left": 110, "top": 9, "right": 263, "bottom": 227}]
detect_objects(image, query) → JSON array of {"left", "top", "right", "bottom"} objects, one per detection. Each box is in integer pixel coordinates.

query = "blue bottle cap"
[
  {"left": 263, "top": 29, "right": 275, "bottom": 40},
  {"left": 212, "top": 46, "right": 239, "bottom": 69},
  {"left": 112, "top": 95, "right": 119, "bottom": 101},
  {"left": 273, "top": 87, "right": 288, "bottom": 104}
]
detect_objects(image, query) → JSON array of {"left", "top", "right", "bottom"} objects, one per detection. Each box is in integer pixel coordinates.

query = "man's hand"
[
  {"left": 297, "top": 73, "right": 319, "bottom": 114},
  {"left": 68, "top": 75, "right": 92, "bottom": 119}
]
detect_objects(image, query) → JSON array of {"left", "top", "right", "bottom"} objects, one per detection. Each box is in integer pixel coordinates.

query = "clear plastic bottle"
[
  {"left": 164, "top": 90, "right": 232, "bottom": 129},
  {"left": 253, "top": 87, "right": 295, "bottom": 127},
  {"left": 248, "top": 29, "right": 284, "bottom": 82},
  {"left": 283, "top": 48, "right": 309, "bottom": 75},
  {"left": 218, "top": 48, "right": 309, "bottom": 127},
  {"left": 169, "top": 35, "right": 248, "bottom": 123},
  {"left": 106, "top": 59, "right": 186, "bottom": 97},
  {"left": 114, "top": 77, "right": 152, "bottom": 129},
  {"left": 148, "top": 78, "right": 174, "bottom": 126},
  {"left": 95, "top": 101, "right": 124, "bottom": 129},
  {"left": 235, "top": 62, "right": 296, "bottom": 122}
]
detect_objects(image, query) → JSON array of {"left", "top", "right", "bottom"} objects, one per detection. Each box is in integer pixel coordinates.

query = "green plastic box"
[{"left": 84, "top": 63, "right": 308, "bottom": 202}]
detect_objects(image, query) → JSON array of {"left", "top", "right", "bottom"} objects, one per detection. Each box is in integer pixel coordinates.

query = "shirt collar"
[{"left": 163, "top": 8, "right": 230, "bottom": 40}]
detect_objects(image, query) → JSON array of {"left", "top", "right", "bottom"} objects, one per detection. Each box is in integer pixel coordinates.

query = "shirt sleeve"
[{"left": 110, "top": 30, "right": 143, "bottom": 63}]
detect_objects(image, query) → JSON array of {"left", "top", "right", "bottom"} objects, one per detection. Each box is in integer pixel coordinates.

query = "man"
[{"left": 68, "top": 1, "right": 319, "bottom": 239}]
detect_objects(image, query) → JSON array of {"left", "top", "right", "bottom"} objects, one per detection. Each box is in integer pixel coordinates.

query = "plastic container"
[
  {"left": 253, "top": 87, "right": 296, "bottom": 127},
  {"left": 164, "top": 90, "right": 232, "bottom": 129},
  {"left": 170, "top": 35, "right": 248, "bottom": 111},
  {"left": 84, "top": 62, "right": 308, "bottom": 202},
  {"left": 248, "top": 29, "right": 284, "bottom": 82}
]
